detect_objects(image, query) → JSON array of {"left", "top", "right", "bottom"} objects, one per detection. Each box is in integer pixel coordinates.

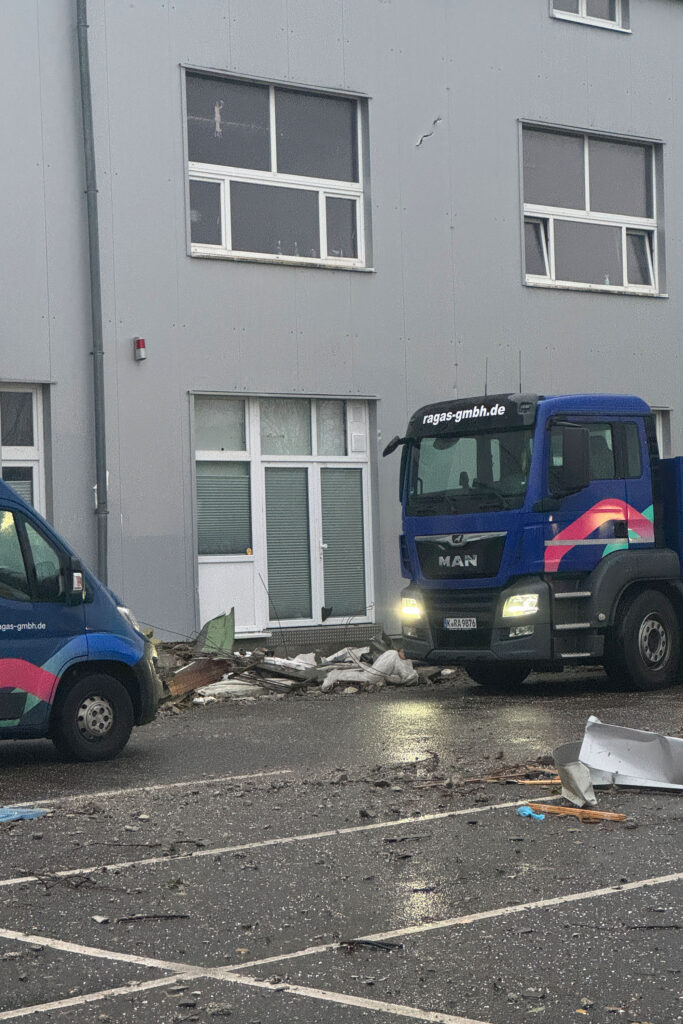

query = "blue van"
[{"left": 0, "top": 479, "right": 161, "bottom": 760}]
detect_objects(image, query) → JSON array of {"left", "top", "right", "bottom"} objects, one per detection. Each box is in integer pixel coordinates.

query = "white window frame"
[
  {"left": 0, "top": 385, "right": 45, "bottom": 514},
  {"left": 523, "top": 130, "right": 659, "bottom": 296},
  {"left": 187, "top": 79, "right": 365, "bottom": 269},
  {"left": 194, "top": 396, "right": 374, "bottom": 628},
  {"left": 552, "top": 0, "right": 629, "bottom": 32}
]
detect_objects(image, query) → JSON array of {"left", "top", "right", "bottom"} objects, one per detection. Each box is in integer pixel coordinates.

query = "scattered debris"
[
  {"left": 340, "top": 938, "right": 404, "bottom": 952},
  {"left": 525, "top": 803, "right": 626, "bottom": 823},
  {"left": 194, "top": 610, "right": 235, "bottom": 657},
  {"left": 555, "top": 716, "right": 683, "bottom": 807},
  {"left": 115, "top": 913, "right": 190, "bottom": 924},
  {"left": 0, "top": 807, "right": 48, "bottom": 823},
  {"left": 517, "top": 806, "right": 545, "bottom": 821}
]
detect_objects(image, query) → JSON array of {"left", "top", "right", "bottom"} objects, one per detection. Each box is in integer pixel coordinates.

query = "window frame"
[
  {"left": 184, "top": 72, "right": 367, "bottom": 270},
  {"left": 522, "top": 127, "right": 660, "bottom": 296},
  {"left": 0, "top": 385, "right": 46, "bottom": 514},
  {"left": 551, "top": 0, "right": 630, "bottom": 32}
]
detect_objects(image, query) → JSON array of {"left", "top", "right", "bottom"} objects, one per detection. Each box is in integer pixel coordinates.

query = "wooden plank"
[{"left": 526, "top": 803, "right": 626, "bottom": 822}]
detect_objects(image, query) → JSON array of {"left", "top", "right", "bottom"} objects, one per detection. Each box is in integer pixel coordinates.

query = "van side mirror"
[
  {"left": 65, "top": 556, "right": 85, "bottom": 605},
  {"left": 550, "top": 424, "right": 590, "bottom": 498}
]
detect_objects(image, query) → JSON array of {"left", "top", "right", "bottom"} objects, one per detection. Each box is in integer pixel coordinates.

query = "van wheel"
[
  {"left": 606, "top": 590, "right": 680, "bottom": 691},
  {"left": 52, "top": 674, "right": 134, "bottom": 762},
  {"left": 464, "top": 662, "right": 531, "bottom": 690}
]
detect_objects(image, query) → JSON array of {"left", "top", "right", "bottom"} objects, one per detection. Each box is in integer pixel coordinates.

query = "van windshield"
[{"left": 406, "top": 427, "right": 534, "bottom": 515}]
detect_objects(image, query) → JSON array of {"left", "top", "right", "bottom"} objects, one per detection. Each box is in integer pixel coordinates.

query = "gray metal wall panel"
[{"left": 5, "top": 0, "right": 683, "bottom": 637}]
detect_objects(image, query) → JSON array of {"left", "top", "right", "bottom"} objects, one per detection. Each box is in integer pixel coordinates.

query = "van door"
[{"left": 0, "top": 507, "right": 86, "bottom": 736}]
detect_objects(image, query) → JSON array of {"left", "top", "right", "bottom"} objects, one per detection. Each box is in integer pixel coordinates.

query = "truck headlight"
[
  {"left": 117, "top": 605, "right": 141, "bottom": 633},
  {"left": 400, "top": 596, "right": 423, "bottom": 618},
  {"left": 502, "top": 594, "right": 539, "bottom": 618}
]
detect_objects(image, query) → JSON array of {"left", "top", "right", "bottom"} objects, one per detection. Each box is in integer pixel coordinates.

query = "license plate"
[{"left": 444, "top": 617, "right": 477, "bottom": 630}]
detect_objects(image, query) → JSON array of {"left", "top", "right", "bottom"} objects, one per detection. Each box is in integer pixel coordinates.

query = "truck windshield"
[{"left": 406, "top": 427, "right": 534, "bottom": 515}]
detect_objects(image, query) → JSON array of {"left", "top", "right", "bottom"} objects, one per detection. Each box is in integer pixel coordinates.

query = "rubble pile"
[{"left": 156, "top": 623, "right": 461, "bottom": 709}]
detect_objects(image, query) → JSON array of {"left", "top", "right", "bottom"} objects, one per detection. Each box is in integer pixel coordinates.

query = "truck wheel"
[
  {"left": 464, "top": 662, "right": 532, "bottom": 690},
  {"left": 52, "top": 674, "right": 134, "bottom": 762},
  {"left": 607, "top": 590, "right": 680, "bottom": 691}
]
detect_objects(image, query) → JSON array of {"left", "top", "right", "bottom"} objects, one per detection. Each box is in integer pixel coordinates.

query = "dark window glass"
[
  {"left": 326, "top": 197, "right": 357, "bottom": 258},
  {"left": 554, "top": 0, "right": 580, "bottom": 11},
  {"left": 187, "top": 74, "right": 270, "bottom": 170},
  {"left": 626, "top": 231, "right": 653, "bottom": 286},
  {"left": 588, "top": 424, "right": 615, "bottom": 480},
  {"left": 0, "top": 510, "right": 31, "bottom": 602},
  {"left": 589, "top": 139, "right": 652, "bottom": 218},
  {"left": 554, "top": 220, "right": 622, "bottom": 286},
  {"left": 524, "top": 220, "right": 548, "bottom": 276},
  {"left": 0, "top": 392, "right": 33, "bottom": 446},
  {"left": 523, "top": 129, "right": 585, "bottom": 210},
  {"left": 586, "top": 0, "right": 617, "bottom": 20},
  {"left": 24, "top": 521, "right": 62, "bottom": 602},
  {"left": 190, "top": 180, "right": 222, "bottom": 245},
  {"left": 623, "top": 423, "right": 642, "bottom": 478},
  {"left": 1, "top": 467, "right": 33, "bottom": 505},
  {"left": 275, "top": 89, "right": 358, "bottom": 182},
  {"left": 230, "top": 182, "right": 319, "bottom": 258}
]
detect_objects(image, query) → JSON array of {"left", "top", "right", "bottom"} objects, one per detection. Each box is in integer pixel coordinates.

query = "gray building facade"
[{"left": 2, "top": 0, "right": 683, "bottom": 642}]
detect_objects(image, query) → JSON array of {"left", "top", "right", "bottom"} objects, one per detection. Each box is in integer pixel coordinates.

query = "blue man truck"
[
  {"left": 0, "top": 479, "right": 161, "bottom": 759},
  {"left": 384, "top": 393, "right": 683, "bottom": 691}
]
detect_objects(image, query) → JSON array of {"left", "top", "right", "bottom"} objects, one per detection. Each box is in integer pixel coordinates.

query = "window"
[
  {"left": 523, "top": 127, "right": 659, "bottom": 294},
  {"left": 186, "top": 73, "right": 365, "bottom": 267},
  {"left": 0, "top": 387, "right": 45, "bottom": 512},
  {"left": 195, "top": 398, "right": 251, "bottom": 556},
  {"left": 549, "top": 421, "right": 647, "bottom": 485},
  {"left": 194, "top": 396, "right": 372, "bottom": 631},
  {"left": 24, "top": 520, "right": 63, "bottom": 602},
  {"left": 552, "top": 0, "right": 629, "bottom": 30},
  {"left": 0, "top": 510, "right": 31, "bottom": 602}
]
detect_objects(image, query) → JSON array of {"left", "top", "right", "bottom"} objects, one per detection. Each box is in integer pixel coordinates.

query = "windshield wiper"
[{"left": 472, "top": 484, "right": 515, "bottom": 509}]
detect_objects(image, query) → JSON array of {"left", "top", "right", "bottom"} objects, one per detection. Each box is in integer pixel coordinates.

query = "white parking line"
[
  {"left": 0, "top": 975, "right": 196, "bottom": 1020},
  {"left": 19, "top": 768, "right": 293, "bottom": 807},
  {"left": 0, "top": 799, "right": 533, "bottom": 888},
  {"left": 226, "top": 869, "right": 683, "bottom": 972}
]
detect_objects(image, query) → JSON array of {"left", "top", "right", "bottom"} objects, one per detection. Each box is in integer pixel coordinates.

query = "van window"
[
  {"left": 24, "top": 520, "right": 63, "bottom": 601},
  {"left": 0, "top": 510, "right": 31, "bottom": 602}
]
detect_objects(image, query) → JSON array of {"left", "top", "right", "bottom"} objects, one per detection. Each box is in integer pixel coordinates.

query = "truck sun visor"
[{"left": 406, "top": 393, "right": 540, "bottom": 439}]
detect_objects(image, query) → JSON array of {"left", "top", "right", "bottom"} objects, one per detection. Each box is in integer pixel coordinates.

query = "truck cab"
[
  {"left": 0, "top": 479, "right": 161, "bottom": 759},
  {"left": 387, "top": 393, "right": 682, "bottom": 691}
]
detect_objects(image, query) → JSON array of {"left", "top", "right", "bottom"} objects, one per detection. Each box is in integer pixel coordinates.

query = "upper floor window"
[
  {"left": 0, "top": 386, "right": 45, "bottom": 512},
  {"left": 186, "top": 73, "right": 366, "bottom": 268},
  {"left": 552, "top": 0, "right": 629, "bottom": 31},
  {"left": 522, "top": 127, "right": 660, "bottom": 295}
]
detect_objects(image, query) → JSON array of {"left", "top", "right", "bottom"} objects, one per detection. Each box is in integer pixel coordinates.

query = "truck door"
[
  {"left": 544, "top": 420, "right": 629, "bottom": 575},
  {"left": 0, "top": 507, "right": 86, "bottom": 735}
]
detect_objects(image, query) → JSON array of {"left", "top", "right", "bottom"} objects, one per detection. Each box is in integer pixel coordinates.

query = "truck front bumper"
[{"left": 400, "top": 579, "right": 552, "bottom": 664}]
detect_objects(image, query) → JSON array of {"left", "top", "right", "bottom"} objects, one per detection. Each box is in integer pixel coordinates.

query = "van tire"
[
  {"left": 52, "top": 674, "right": 134, "bottom": 762},
  {"left": 605, "top": 589, "right": 680, "bottom": 692},
  {"left": 464, "top": 662, "right": 531, "bottom": 690}
]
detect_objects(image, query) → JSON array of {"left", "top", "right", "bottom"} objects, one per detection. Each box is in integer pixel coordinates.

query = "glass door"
[
  {"left": 320, "top": 467, "right": 366, "bottom": 619},
  {"left": 265, "top": 467, "right": 313, "bottom": 622}
]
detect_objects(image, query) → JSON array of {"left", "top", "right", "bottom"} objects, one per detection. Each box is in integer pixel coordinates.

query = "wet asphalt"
[{"left": 0, "top": 668, "right": 681, "bottom": 1023}]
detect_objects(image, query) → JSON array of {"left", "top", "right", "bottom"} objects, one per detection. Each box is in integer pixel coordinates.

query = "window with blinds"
[
  {"left": 321, "top": 468, "right": 366, "bottom": 617},
  {"left": 196, "top": 461, "right": 252, "bottom": 555},
  {"left": 265, "top": 467, "right": 312, "bottom": 619}
]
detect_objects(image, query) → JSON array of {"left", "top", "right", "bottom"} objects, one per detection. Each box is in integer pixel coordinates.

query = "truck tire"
[
  {"left": 605, "top": 589, "right": 680, "bottom": 691},
  {"left": 464, "top": 662, "right": 531, "bottom": 690},
  {"left": 52, "top": 674, "right": 134, "bottom": 762}
]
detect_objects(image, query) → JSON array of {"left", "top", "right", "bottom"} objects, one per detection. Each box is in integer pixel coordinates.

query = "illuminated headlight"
[
  {"left": 117, "top": 605, "right": 141, "bottom": 633},
  {"left": 400, "top": 596, "right": 423, "bottom": 618},
  {"left": 501, "top": 594, "right": 539, "bottom": 618}
]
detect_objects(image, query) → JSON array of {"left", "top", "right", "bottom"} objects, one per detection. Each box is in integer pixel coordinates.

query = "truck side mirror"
[
  {"left": 382, "top": 435, "right": 406, "bottom": 457},
  {"left": 550, "top": 424, "right": 590, "bottom": 498},
  {"left": 65, "top": 556, "right": 85, "bottom": 605}
]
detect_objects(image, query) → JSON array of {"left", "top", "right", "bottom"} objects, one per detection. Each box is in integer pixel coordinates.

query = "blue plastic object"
[
  {"left": 0, "top": 807, "right": 47, "bottom": 823},
  {"left": 517, "top": 805, "right": 545, "bottom": 821}
]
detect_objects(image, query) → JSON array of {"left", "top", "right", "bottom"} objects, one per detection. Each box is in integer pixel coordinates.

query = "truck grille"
[
  {"left": 422, "top": 589, "right": 497, "bottom": 650},
  {"left": 416, "top": 532, "right": 506, "bottom": 581}
]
